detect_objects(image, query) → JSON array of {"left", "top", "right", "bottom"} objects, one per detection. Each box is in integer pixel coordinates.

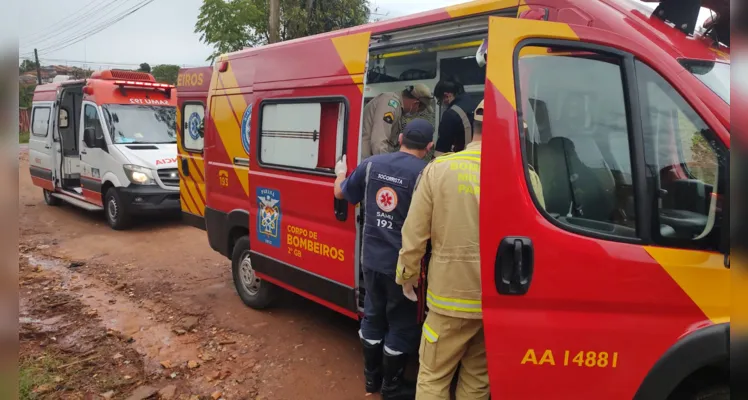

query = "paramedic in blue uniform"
[{"left": 334, "top": 119, "right": 434, "bottom": 400}]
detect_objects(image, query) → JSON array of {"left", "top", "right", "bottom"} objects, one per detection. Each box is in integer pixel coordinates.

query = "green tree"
[
  {"left": 19, "top": 84, "right": 36, "bottom": 108},
  {"left": 71, "top": 67, "right": 92, "bottom": 79},
  {"left": 195, "top": 0, "right": 369, "bottom": 61},
  {"left": 19, "top": 59, "right": 37, "bottom": 74},
  {"left": 151, "top": 64, "right": 180, "bottom": 85},
  {"left": 138, "top": 63, "right": 151, "bottom": 73}
]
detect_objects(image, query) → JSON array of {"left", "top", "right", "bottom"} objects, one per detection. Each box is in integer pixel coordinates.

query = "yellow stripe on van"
[
  {"left": 446, "top": 0, "right": 518, "bottom": 18},
  {"left": 644, "top": 246, "right": 730, "bottom": 324},
  {"left": 485, "top": 18, "right": 579, "bottom": 111},
  {"left": 332, "top": 31, "right": 371, "bottom": 94},
  {"left": 212, "top": 67, "right": 250, "bottom": 196}
]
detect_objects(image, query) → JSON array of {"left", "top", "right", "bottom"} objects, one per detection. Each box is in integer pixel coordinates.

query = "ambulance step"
[
  {"left": 51, "top": 193, "right": 103, "bottom": 211},
  {"left": 71, "top": 187, "right": 83, "bottom": 195}
]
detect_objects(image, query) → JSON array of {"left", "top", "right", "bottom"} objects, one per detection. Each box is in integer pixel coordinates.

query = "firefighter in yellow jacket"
[{"left": 395, "top": 100, "right": 487, "bottom": 400}]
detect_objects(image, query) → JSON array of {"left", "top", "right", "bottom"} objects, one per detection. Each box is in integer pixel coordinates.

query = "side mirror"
[
  {"left": 83, "top": 127, "right": 99, "bottom": 148},
  {"left": 58, "top": 108, "right": 69, "bottom": 129}
]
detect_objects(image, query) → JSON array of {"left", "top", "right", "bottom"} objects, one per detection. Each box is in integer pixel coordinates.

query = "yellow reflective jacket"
[{"left": 396, "top": 141, "right": 482, "bottom": 319}]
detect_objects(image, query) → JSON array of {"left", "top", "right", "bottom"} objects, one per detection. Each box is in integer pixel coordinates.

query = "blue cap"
[{"left": 402, "top": 118, "right": 434, "bottom": 146}]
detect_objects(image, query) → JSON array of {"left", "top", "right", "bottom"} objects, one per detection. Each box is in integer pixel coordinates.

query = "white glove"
[
  {"left": 335, "top": 155, "right": 347, "bottom": 178},
  {"left": 402, "top": 282, "right": 417, "bottom": 302}
]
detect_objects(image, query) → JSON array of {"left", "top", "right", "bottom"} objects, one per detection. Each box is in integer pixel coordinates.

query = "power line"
[
  {"left": 21, "top": 0, "right": 106, "bottom": 42},
  {"left": 20, "top": 0, "right": 143, "bottom": 56},
  {"left": 22, "top": 0, "right": 126, "bottom": 51},
  {"left": 22, "top": 56, "right": 199, "bottom": 68},
  {"left": 21, "top": 0, "right": 155, "bottom": 58}
]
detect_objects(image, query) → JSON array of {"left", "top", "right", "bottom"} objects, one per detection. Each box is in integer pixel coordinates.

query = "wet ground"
[{"left": 18, "top": 148, "right": 371, "bottom": 399}]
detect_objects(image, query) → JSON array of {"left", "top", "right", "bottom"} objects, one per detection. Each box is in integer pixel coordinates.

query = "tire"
[
  {"left": 692, "top": 385, "right": 729, "bottom": 400},
  {"left": 104, "top": 188, "right": 132, "bottom": 230},
  {"left": 231, "top": 236, "right": 278, "bottom": 309},
  {"left": 43, "top": 189, "right": 62, "bottom": 206}
]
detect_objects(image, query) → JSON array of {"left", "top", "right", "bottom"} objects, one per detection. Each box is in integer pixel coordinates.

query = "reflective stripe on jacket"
[{"left": 396, "top": 141, "right": 482, "bottom": 319}]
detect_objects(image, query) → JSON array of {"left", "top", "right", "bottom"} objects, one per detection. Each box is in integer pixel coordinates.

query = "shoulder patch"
[
  {"left": 388, "top": 99, "right": 399, "bottom": 108},
  {"left": 383, "top": 111, "right": 394, "bottom": 124}
]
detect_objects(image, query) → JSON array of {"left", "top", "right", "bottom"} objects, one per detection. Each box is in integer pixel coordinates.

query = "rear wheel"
[
  {"left": 104, "top": 188, "right": 131, "bottom": 230},
  {"left": 43, "top": 189, "right": 61, "bottom": 206},
  {"left": 231, "top": 236, "right": 278, "bottom": 309}
]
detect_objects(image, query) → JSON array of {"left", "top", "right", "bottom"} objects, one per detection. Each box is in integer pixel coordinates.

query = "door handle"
[
  {"left": 495, "top": 237, "right": 534, "bottom": 295},
  {"left": 334, "top": 197, "right": 348, "bottom": 222},
  {"left": 44, "top": 145, "right": 51, "bottom": 149},
  {"left": 81, "top": 149, "right": 87, "bottom": 155},
  {"left": 182, "top": 158, "right": 190, "bottom": 177},
  {"left": 233, "top": 157, "right": 249, "bottom": 167}
]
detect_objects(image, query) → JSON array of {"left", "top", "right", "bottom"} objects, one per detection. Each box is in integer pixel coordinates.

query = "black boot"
[
  {"left": 381, "top": 351, "right": 416, "bottom": 400},
  {"left": 361, "top": 338, "right": 383, "bottom": 393}
]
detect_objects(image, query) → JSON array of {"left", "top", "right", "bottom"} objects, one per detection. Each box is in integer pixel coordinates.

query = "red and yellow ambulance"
[{"left": 178, "top": 0, "right": 730, "bottom": 397}]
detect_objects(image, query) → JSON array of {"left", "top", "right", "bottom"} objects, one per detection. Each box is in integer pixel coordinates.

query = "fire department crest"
[
  {"left": 256, "top": 187, "right": 281, "bottom": 247},
  {"left": 376, "top": 187, "right": 398, "bottom": 213}
]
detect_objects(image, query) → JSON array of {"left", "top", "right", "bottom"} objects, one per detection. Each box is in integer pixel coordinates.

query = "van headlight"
[{"left": 123, "top": 164, "right": 155, "bottom": 185}]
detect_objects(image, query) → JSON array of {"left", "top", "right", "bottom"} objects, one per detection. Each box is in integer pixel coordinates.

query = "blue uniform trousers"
[{"left": 360, "top": 267, "right": 420, "bottom": 354}]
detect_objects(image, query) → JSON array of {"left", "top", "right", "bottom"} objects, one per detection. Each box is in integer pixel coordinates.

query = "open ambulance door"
[
  {"left": 28, "top": 101, "right": 57, "bottom": 193},
  {"left": 480, "top": 18, "right": 729, "bottom": 399}
]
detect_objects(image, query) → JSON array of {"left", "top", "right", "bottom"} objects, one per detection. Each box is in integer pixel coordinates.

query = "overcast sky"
[{"left": 17, "top": 0, "right": 706, "bottom": 70}]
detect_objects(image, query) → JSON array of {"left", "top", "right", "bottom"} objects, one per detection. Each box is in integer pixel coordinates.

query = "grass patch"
[
  {"left": 19, "top": 131, "right": 30, "bottom": 144},
  {"left": 18, "top": 354, "right": 64, "bottom": 400}
]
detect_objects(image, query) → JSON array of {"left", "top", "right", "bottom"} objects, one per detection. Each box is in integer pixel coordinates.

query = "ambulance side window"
[
  {"left": 518, "top": 46, "right": 637, "bottom": 239},
  {"left": 635, "top": 61, "right": 727, "bottom": 251},
  {"left": 182, "top": 103, "right": 205, "bottom": 153},
  {"left": 258, "top": 99, "right": 347, "bottom": 174},
  {"left": 32, "top": 107, "right": 51, "bottom": 137}
]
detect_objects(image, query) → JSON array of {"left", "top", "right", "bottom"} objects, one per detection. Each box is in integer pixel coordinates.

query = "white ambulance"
[{"left": 28, "top": 70, "right": 180, "bottom": 229}]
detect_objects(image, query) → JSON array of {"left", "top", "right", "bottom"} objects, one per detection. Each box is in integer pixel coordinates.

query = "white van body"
[{"left": 28, "top": 71, "right": 180, "bottom": 229}]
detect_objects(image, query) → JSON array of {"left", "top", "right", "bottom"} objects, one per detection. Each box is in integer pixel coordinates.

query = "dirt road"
[{"left": 18, "top": 148, "right": 369, "bottom": 399}]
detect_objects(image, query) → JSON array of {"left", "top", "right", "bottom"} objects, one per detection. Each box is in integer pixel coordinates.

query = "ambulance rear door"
[
  {"left": 28, "top": 100, "right": 56, "bottom": 191},
  {"left": 177, "top": 67, "right": 212, "bottom": 229},
  {"left": 479, "top": 17, "right": 730, "bottom": 399}
]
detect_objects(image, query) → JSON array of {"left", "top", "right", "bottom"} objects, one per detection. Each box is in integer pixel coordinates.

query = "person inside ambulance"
[
  {"left": 396, "top": 101, "right": 487, "bottom": 400},
  {"left": 334, "top": 119, "right": 435, "bottom": 400},
  {"left": 433, "top": 77, "right": 477, "bottom": 156},
  {"left": 361, "top": 84, "right": 434, "bottom": 159}
]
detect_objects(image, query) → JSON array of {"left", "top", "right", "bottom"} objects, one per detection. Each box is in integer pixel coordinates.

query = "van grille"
[{"left": 157, "top": 168, "right": 179, "bottom": 187}]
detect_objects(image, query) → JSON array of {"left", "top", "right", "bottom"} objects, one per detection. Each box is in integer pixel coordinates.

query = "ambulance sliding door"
[
  {"left": 243, "top": 29, "right": 371, "bottom": 318},
  {"left": 248, "top": 95, "right": 359, "bottom": 318}
]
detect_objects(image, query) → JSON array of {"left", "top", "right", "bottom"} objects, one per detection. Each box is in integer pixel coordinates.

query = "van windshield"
[
  {"left": 680, "top": 59, "right": 730, "bottom": 105},
  {"left": 101, "top": 104, "right": 177, "bottom": 144}
]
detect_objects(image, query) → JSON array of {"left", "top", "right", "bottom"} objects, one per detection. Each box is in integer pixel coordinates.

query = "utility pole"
[
  {"left": 34, "top": 48, "right": 42, "bottom": 85},
  {"left": 269, "top": 0, "right": 280, "bottom": 43}
]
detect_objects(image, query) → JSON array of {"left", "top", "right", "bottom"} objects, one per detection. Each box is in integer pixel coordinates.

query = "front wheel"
[
  {"left": 104, "top": 188, "right": 131, "bottom": 230},
  {"left": 43, "top": 189, "right": 61, "bottom": 206},
  {"left": 231, "top": 236, "right": 278, "bottom": 309}
]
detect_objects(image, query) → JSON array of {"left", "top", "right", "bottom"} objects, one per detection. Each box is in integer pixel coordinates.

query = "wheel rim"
[
  {"left": 107, "top": 197, "right": 118, "bottom": 221},
  {"left": 239, "top": 251, "right": 261, "bottom": 296}
]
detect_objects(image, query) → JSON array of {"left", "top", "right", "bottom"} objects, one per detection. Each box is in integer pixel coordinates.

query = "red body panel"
[
  {"left": 479, "top": 15, "right": 729, "bottom": 399},
  {"left": 199, "top": 1, "right": 730, "bottom": 397}
]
